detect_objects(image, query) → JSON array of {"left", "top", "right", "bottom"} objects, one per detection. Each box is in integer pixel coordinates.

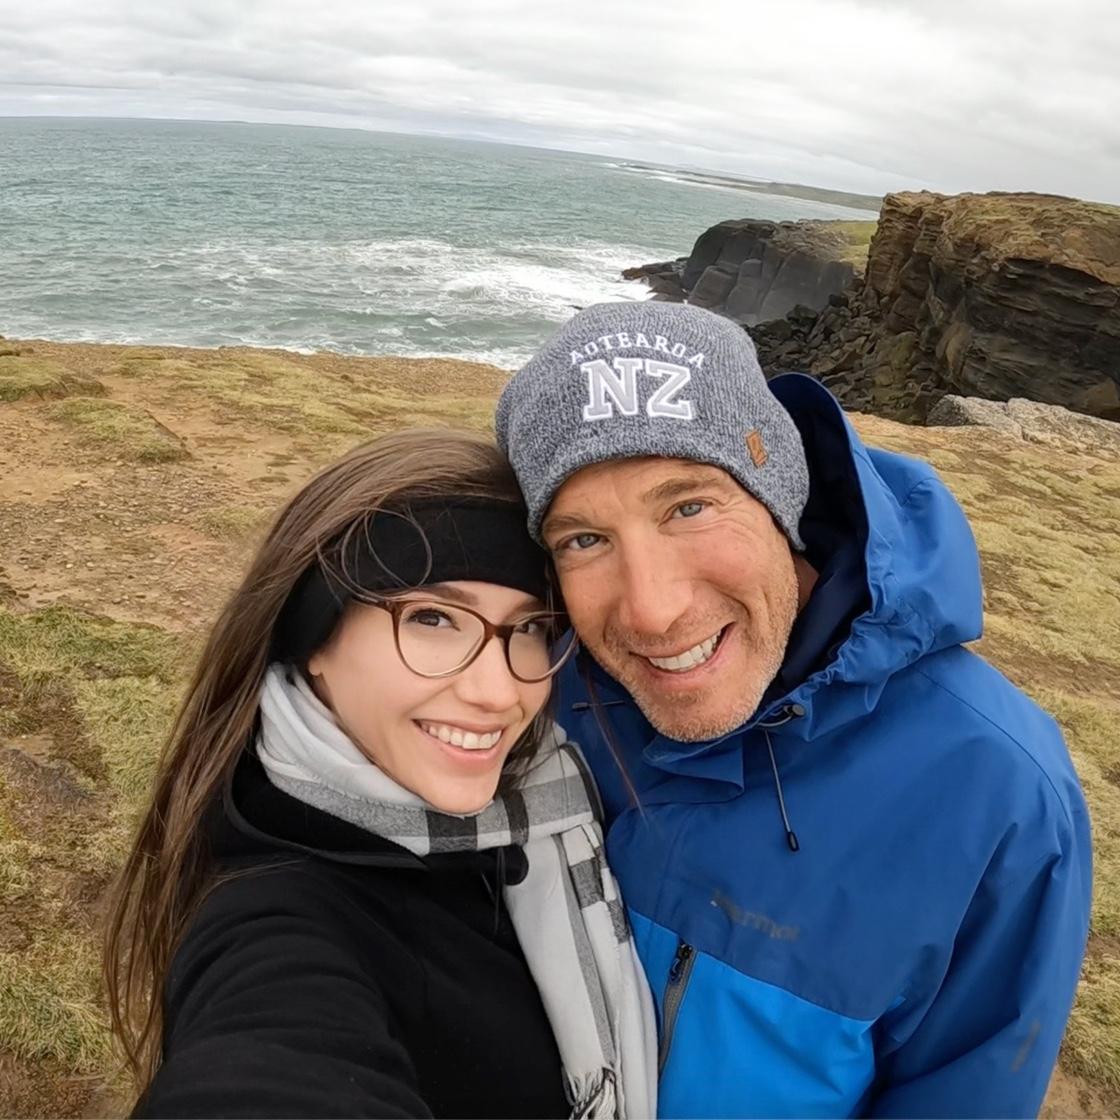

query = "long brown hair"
[{"left": 103, "top": 428, "right": 548, "bottom": 1089}]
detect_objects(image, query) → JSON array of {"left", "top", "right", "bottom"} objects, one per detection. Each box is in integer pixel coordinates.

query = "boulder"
[
  {"left": 622, "top": 257, "right": 688, "bottom": 301},
  {"left": 1007, "top": 397, "right": 1120, "bottom": 458},
  {"left": 927, "top": 394, "right": 1024, "bottom": 437},
  {"left": 625, "top": 218, "right": 871, "bottom": 327},
  {"left": 926, "top": 394, "right": 1120, "bottom": 460}
]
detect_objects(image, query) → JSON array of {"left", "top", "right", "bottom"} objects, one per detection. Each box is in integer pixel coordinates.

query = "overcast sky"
[{"left": 2, "top": 0, "right": 1117, "bottom": 203}]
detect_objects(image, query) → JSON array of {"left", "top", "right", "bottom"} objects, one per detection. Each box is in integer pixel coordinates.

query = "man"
[{"left": 496, "top": 301, "right": 1091, "bottom": 1119}]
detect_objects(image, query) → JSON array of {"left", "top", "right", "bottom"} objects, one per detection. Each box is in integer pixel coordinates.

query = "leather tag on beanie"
[{"left": 746, "top": 429, "right": 769, "bottom": 468}]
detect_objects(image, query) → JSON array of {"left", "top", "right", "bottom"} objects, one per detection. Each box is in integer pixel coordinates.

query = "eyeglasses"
[{"left": 370, "top": 597, "right": 577, "bottom": 683}]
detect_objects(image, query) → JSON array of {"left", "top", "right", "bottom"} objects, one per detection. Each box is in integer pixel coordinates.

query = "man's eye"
[
  {"left": 674, "top": 501, "right": 706, "bottom": 518},
  {"left": 557, "top": 532, "right": 602, "bottom": 553}
]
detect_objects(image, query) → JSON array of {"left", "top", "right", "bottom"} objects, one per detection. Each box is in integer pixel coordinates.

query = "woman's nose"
[{"left": 451, "top": 634, "right": 522, "bottom": 712}]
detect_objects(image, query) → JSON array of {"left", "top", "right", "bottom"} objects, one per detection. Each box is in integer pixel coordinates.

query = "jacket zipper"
[{"left": 657, "top": 941, "right": 696, "bottom": 1075}]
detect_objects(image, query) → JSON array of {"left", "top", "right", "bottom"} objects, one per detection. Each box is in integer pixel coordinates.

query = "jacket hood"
[{"left": 766, "top": 374, "right": 983, "bottom": 739}]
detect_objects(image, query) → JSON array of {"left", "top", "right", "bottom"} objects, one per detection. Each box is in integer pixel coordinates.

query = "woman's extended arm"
[{"left": 134, "top": 864, "right": 432, "bottom": 1120}]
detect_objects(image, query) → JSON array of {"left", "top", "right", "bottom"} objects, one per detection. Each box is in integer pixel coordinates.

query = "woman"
[{"left": 103, "top": 429, "right": 656, "bottom": 1119}]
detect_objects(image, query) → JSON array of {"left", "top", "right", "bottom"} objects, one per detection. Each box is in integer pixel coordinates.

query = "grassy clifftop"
[{"left": 1, "top": 338, "right": 1117, "bottom": 1117}]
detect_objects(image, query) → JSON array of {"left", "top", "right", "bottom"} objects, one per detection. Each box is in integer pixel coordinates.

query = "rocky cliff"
[
  {"left": 623, "top": 218, "right": 875, "bottom": 325},
  {"left": 752, "top": 191, "right": 1120, "bottom": 421}
]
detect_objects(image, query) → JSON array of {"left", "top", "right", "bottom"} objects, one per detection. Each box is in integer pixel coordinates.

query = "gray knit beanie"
[{"left": 496, "top": 301, "right": 809, "bottom": 549}]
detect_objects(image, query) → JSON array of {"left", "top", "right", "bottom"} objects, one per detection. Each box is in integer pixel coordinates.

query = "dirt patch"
[
  {"left": 1043, "top": 1065, "right": 1118, "bottom": 1119},
  {"left": 0, "top": 744, "right": 94, "bottom": 815},
  {"left": 0, "top": 1052, "right": 95, "bottom": 1118}
]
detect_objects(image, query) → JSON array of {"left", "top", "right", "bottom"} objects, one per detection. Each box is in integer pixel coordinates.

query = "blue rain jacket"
[{"left": 556, "top": 374, "right": 1091, "bottom": 1118}]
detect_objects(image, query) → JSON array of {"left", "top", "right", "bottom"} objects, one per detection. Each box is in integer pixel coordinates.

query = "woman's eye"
[
  {"left": 514, "top": 618, "right": 546, "bottom": 636},
  {"left": 407, "top": 608, "right": 454, "bottom": 628},
  {"left": 674, "top": 501, "right": 706, "bottom": 518}
]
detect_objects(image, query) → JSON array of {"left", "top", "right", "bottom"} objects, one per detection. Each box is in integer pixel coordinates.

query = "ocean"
[{"left": 0, "top": 117, "right": 877, "bottom": 368}]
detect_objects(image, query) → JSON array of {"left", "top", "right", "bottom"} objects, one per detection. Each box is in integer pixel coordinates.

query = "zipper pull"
[
  {"left": 658, "top": 941, "right": 697, "bottom": 1074},
  {"left": 668, "top": 942, "right": 694, "bottom": 983}
]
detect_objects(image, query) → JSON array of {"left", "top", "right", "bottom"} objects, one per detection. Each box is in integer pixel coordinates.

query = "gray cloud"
[{"left": 1, "top": 0, "right": 1117, "bottom": 201}]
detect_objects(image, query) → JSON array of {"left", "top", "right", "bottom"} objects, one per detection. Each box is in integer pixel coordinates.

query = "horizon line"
[{"left": 0, "top": 111, "right": 889, "bottom": 204}]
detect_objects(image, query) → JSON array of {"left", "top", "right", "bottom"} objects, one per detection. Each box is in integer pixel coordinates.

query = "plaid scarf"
[{"left": 256, "top": 664, "right": 657, "bottom": 1119}]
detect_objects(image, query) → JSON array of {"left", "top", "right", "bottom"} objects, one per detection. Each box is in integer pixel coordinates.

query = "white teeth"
[
  {"left": 647, "top": 630, "right": 721, "bottom": 672},
  {"left": 420, "top": 723, "right": 502, "bottom": 750}
]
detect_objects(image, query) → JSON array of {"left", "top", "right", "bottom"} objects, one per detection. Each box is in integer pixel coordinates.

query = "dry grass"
[
  {"left": 775, "top": 219, "right": 878, "bottom": 272},
  {"left": 0, "top": 930, "right": 111, "bottom": 1074},
  {"left": 0, "top": 355, "right": 105, "bottom": 403},
  {"left": 0, "top": 339, "right": 1117, "bottom": 1116},
  {"left": 830, "top": 220, "right": 878, "bottom": 269},
  {"left": 193, "top": 505, "right": 269, "bottom": 543},
  {"left": 0, "top": 600, "right": 203, "bottom": 1114},
  {"left": 107, "top": 347, "right": 500, "bottom": 440},
  {"left": 43, "top": 399, "right": 190, "bottom": 464}
]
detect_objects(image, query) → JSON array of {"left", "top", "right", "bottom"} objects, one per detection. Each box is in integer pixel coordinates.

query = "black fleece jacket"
[{"left": 134, "top": 752, "right": 569, "bottom": 1119}]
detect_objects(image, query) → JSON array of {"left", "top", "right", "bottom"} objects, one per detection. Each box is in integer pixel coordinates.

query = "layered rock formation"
[
  {"left": 753, "top": 192, "right": 1120, "bottom": 422},
  {"left": 623, "top": 218, "right": 874, "bottom": 326}
]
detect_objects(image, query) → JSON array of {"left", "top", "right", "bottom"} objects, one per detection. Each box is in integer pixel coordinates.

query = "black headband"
[{"left": 271, "top": 500, "right": 549, "bottom": 665}]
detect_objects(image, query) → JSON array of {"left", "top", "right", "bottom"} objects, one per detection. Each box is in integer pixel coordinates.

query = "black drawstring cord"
[
  {"left": 479, "top": 849, "right": 505, "bottom": 935},
  {"left": 763, "top": 726, "right": 801, "bottom": 854},
  {"left": 575, "top": 677, "right": 805, "bottom": 853},
  {"left": 491, "top": 848, "right": 505, "bottom": 934}
]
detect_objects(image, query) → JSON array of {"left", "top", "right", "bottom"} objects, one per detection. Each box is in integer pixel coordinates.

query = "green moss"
[
  {"left": 196, "top": 505, "right": 269, "bottom": 542},
  {"left": 1063, "top": 955, "right": 1120, "bottom": 1103},
  {"left": 0, "top": 356, "right": 105, "bottom": 402},
  {"left": 0, "top": 605, "right": 183, "bottom": 686},
  {"left": 44, "top": 398, "right": 189, "bottom": 462},
  {"left": 72, "top": 676, "right": 179, "bottom": 804},
  {"left": 108, "top": 351, "right": 497, "bottom": 437},
  {"left": 831, "top": 220, "right": 879, "bottom": 268},
  {"left": 0, "top": 608, "right": 188, "bottom": 1085},
  {"left": 0, "top": 931, "right": 111, "bottom": 1073}
]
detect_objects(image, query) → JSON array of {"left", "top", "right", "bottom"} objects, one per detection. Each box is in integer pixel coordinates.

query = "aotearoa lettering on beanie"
[{"left": 496, "top": 301, "right": 809, "bottom": 548}]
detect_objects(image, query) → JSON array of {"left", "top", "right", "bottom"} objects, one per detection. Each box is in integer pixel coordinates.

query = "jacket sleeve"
[
  {"left": 134, "top": 865, "right": 433, "bottom": 1119},
  {"left": 870, "top": 784, "right": 1092, "bottom": 1119}
]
